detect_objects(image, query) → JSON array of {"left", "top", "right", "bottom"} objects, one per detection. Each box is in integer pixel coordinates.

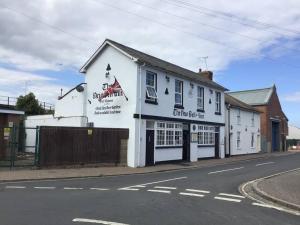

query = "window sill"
[
  {"left": 145, "top": 99, "right": 158, "bottom": 105},
  {"left": 197, "top": 145, "right": 215, "bottom": 148},
  {"left": 215, "top": 112, "right": 221, "bottom": 115},
  {"left": 174, "top": 105, "right": 184, "bottom": 109},
  {"left": 197, "top": 109, "right": 205, "bottom": 113},
  {"left": 156, "top": 146, "right": 183, "bottom": 149}
]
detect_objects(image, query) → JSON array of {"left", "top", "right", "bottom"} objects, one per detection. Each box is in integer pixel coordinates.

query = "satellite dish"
[{"left": 76, "top": 85, "right": 84, "bottom": 92}]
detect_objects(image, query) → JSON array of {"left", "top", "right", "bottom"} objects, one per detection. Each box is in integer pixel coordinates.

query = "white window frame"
[
  {"left": 197, "top": 86, "right": 204, "bottom": 111},
  {"left": 146, "top": 71, "right": 157, "bottom": 101},
  {"left": 155, "top": 122, "right": 182, "bottom": 147},
  {"left": 251, "top": 132, "right": 255, "bottom": 148},
  {"left": 215, "top": 92, "right": 221, "bottom": 114},
  {"left": 237, "top": 109, "right": 241, "bottom": 125},
  {"left": 175, "top": 80, "right": 183, "bottom": 106},
  {"left": 197, "top": 125, "right": 215, "bottom": 146},
  {"left": 251, "top": 112, "right": 255, "bottom": 127},
  {"left": 237, "top": 131, "right": 241, "bottom": 149}
]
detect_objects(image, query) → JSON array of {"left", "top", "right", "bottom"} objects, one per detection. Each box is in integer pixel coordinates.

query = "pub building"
[{"left": 47, "top": 39, "right": 228, "bottom": 167}]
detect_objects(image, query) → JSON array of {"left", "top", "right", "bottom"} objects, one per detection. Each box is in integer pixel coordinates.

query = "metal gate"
[{"left": 0, "top": 125, "right": 39, "bottom": 168}]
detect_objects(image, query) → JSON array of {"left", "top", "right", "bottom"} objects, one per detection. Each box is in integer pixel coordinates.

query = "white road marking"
[
  {"left": 255, "top": 162, "right": 275, "bottom": 166},
  {"left": 33, "top": 187, "right": 56, "bottom": 190},
  {"left": 219, "top": 193, "right": 245, "bottom": 199},
  {"left": 147, "top": 189, "right": 171, "bottom": 194},
  {"left": 132, "top": 185, "right": 146, "bottom": 188},
  {"left": 5, "top": 186, "right": 26, "bottom": 189},
  {"left": 185, "top": 189, "right": 210, "bottom": 194},
  {"left": 154, "top": 186, "right": 177, "bottom": 190},
  {"left": 119, "top": 176, "right": 187, "bottom": 190},
  {"left": 214, "top": 196, "right": 242, "bottom": 203},
  {"left": 179, "top": 192, "right": 205, "bottom": 197},
  {"left": 118, "top": 188, "right": 140, "bottom": 191},
  {"left": 252, "top": 202, "right": 274, "bottom": 208},
  {"left": 90, "top": 188, "right": 109, "bottom": 191},
  {"left": 64, "top": 187, "right": 83, "bottom": 190},
  {"left": 208, "top": 167, "right": 244, "bottom": 174},
  {"left": 73, "top": 218, "right": 130, "bottom": 225}
]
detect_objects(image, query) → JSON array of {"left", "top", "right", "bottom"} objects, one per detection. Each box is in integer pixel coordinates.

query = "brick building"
[{"left": 228, "top": 85, "right": 288, "bottom": 152}]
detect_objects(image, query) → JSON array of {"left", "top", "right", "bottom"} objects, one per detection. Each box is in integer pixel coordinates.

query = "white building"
[
  {"left": 50, "top": 39, "right": 228, "bottom": 167},
  {"left": 225, "top": 94, "right": 261, "bottom": 156}
]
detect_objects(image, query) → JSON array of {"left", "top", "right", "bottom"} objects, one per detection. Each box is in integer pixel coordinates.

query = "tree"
[{"left": 16, "top": 92, "right": 45, "bottom": 115}]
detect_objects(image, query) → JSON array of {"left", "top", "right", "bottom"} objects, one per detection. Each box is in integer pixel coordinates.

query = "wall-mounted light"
[
  {"left": 231, "top": 125, "right": 233, "bottom": 130},
  {"left": 165, "top": 75, "right": 170, "bottom": 82},
  {"left": 105, "top": 64, "right": 111, "bottom": 78}
]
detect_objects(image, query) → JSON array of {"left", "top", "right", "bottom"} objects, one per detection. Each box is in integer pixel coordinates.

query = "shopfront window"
[
  {"left": 156, "top": 122, "right": 182, "bottom": 147},
  {"left": 197, "top": 125, "right": 215, "bottom": 145}
]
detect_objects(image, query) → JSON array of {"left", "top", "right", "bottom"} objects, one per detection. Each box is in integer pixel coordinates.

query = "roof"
[
  {"left": 287, "top": 125, "right": 300, "bottom": 140},
  {"left": 80, "top": 39, "right": 228, "bottom": 91},
  {"left": 225, "top": 94, "right": 260, "bottom": 113},
  {"left": 228, "top": 86, "right": 274, "bottom": 106}
]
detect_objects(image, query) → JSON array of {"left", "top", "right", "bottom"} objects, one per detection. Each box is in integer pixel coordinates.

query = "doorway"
[
  {"left": 215, "top": 127, "right": 220, "bottom": 159},
  {"left": 145, "top": 130, "right": 154, "bottom": 166},
  {"left": 272, "top": 121, "right": 280, "bottom": 152},
  {"left": 182, "top": 123, "right": 190, "bottom": 161}
]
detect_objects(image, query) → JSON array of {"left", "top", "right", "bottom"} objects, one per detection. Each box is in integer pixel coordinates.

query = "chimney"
[{"left": 199, "top": 70, "right": 213, "bottom": 81}]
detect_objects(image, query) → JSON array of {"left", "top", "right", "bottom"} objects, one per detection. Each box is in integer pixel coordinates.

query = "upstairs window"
[
  {"left": 175, "top": 80, "right": 183, "bottom": 107},
  {"left": 146, "top": 71, "right": 157, "bottom": 102},
  {"left": 237, "top": 109, "right": 241, "bottom": 125},
  {"left": 251, "top": 113, "right": 255, "bottom": 127},
  {"left": 197, "top": 86, "right": 204, "bottom": 111},
  {"left": 215, "top": 92, "right": 221, "bottom": 114}
]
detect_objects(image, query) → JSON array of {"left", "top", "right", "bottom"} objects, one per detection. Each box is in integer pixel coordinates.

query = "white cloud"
[
  {"left": 284, "top": 92, "right": 300, "bottom": 102},
  {"left": 0, "top": 68, "right": 70, "bottom": 104},
  {"left": 0, "top": 0, "right": 299, "bottom": 72}
]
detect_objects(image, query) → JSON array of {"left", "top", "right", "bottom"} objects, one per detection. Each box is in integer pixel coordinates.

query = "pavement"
[
  {"left": 0, "top": 152, "right": 300, "bottom": 225},
  {"left": 0, "top": 151, "right": 293, "bottom": 182},
  {"left": 256, "top": 168, "right": 300, "bottom": 209}
]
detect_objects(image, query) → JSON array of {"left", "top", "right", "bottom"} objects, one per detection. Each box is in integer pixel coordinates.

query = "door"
[
  {"left": 215, "top": 127, "right": 220, "bottom": 159},
  {"left": 145, "top": 130, "right": 154, "bottom": 166},
  {"left": 182, "top": 130, "right": 190, "bottom": 161},
  {"left": 272, "top": 121, "right": 279, "bottom": 152}
]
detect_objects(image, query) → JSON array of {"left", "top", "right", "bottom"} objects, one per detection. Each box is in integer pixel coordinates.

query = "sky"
[{"left": 0, "top": 0, "right": 300, "bottom": 126}]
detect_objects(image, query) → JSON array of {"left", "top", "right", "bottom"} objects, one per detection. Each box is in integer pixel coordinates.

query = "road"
[{"left": 1, "top": 153, "right": 300, "bottom": 225}]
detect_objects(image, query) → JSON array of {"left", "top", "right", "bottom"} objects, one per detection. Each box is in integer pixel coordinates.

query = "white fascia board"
[
  {"left": 0, "top": 109, "right": 24, "bottom": 115},
  {"left": 79, "top": 40, "right": 138, "bottom": 73}
]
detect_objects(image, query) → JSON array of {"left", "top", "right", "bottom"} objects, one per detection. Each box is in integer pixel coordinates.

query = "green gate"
[{"left": 0, "top": 125, "right": 39, "bottom": 168}]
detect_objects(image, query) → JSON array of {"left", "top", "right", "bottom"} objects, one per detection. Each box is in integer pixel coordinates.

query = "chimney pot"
[{"left": 199, "top": 70, "right": 213, "bottom": 81}]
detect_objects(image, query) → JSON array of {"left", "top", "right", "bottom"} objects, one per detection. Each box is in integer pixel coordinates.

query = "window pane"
[
  {"left": 175, "top": 131, "right": 182, "bottom": 145},
  {"left": 175, "top": 93, "right": 182, "bottom": 104},
  {"left": 146, "top": 72, "right": 155, "bottom": 87},
  {"left": 146, "top": 86, "right": 157, "bottom": 98},
  {"left": 156, "top": 130, "right": 165, "bottom": 146},
  {"left": 166, "top": 130, "right": 174, "bottom": 145}
]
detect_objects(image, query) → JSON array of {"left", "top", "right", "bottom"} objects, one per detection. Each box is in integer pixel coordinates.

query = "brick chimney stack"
[{"left": 199, "top": 70, "right": 213, "bottom": 81}]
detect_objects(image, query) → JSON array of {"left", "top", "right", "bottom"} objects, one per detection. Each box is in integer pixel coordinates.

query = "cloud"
[
  {"left": 0, "top": 0, "right": 299, "bottom": 73},
  {"left": 0, "top": 68, "right": 70, "bottom": 104},
  {"left": 284, "top": 91, "right": 300, "bottom": 102}
]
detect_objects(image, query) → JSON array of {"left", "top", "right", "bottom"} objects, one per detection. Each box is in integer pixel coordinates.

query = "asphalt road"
[{"left": 1, "top": 153, "right": 300, "bottom": 225}]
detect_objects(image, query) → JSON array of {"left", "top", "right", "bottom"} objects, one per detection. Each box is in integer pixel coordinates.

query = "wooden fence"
[{"left": 38, "top": 126, "right": 129, "bottom": 167}]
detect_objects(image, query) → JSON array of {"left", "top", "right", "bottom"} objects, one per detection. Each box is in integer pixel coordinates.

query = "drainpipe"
[
  {"left": 226, "top": 104, "right": 231, "bottom": 156},
  {"left": 137, "top": 63, "right": 145, "bottom": 167}
]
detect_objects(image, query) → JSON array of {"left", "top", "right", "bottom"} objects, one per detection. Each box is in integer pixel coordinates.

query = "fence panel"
[{"left": 38, "top": 126, "right": 129, "bottom": 167}]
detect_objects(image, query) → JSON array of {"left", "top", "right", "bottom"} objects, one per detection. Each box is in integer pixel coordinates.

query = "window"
[
  {"left": 175, "top": 80, "right": 183, "bottom": 106},
  {"left": 237, "top": 131, "right": 241, "bottom": 149},
  {"left": 146, "top": 71, "right": 157, "bottom": 101},
  {"left": 197, "top": 86, "right": 204, "bottom": 111},
  {"left": 215, "top": 92, "right": 221, "bottom": 114},
  {"left": 156, "top": 122, "right": 182, "bottom": 147},
  {"left": 251, "top": 113, "right": 255, "bottom": 127},
  {"left": 198, "top": 125, "right": 215, "bottom": 145},
  {"left": 237, "top": 109, "right": 241, "bottom": 125},
  {"left": 251, "top": 133, "right": 255, "bottom": 148}
]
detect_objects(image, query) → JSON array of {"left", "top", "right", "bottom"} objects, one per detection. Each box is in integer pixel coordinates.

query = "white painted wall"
[
  {"left": 225, "top": 107, "right": 261, "bottom": 155},
  {"left": 140, "top": 66, "right": 225, "bottom": 124},
  {"left": 55, "top": 84, "right": 87, "bottom": 118},
  {"left": 84, "top": 45, "right": 139, "bottom": 167},
  {"left": 24, "top": 115, "right": 87, "bottom": 153}
]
